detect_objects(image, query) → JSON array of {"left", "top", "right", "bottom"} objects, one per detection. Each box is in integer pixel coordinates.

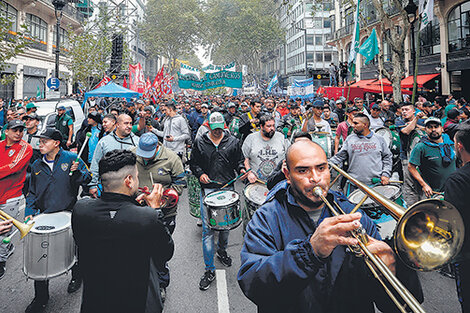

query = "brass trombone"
[
  {"left": 311, "top": 162, "right": 465, "bottom": 313},
  {"left": 0, "top": 209, "right": 34, "bottom": 242}
]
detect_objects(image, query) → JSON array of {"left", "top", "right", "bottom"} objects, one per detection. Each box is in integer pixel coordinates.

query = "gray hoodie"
[
  {"left": 89, "top": 131, "right": 139, "bottom": 187},
  {"left": 329, "top": 131, "right": 392, "bottom": 184},
  {"left": 153, "top": 114, "right": 190, "bottom": 154}
]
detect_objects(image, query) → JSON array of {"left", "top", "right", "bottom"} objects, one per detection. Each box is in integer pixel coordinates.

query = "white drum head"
[
  {"left": 349, "top": 185, "right": 401, "bottom": 206},
  {"left": 204, "top": 190, "right": 240, "bottom": 207},
  {"left": 244, "top": 183, "right": 269, "bottom": 206},
  {"left": 375, "top": 128, "right": 392, "bottom": 148},
  {"left": 32, "top": 212, "right": 72, "bottom": 234}
]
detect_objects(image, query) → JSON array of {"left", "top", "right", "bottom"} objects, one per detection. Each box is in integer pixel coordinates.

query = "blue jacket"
[
  {"left": 238, "top": 181, "right": 422, "bottom": 313},
  {"left": 25, "top": 149, "right": 92, "bottom": 217}
]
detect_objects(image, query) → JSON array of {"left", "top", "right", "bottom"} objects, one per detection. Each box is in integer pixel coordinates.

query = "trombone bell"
[{"left": 0, "top": 210, "right": 34, "bottom": 239}]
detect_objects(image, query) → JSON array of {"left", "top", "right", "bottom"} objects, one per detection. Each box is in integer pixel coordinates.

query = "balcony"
[{"left": 42, "top": 0, "right": 86, "bottom": 24}]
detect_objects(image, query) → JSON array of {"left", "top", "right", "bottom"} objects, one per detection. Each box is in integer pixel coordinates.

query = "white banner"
[
  {"left": 419, "top": 0, "right": 434, "bottom": 31},
  {"left": 180, "top": 63, "right": 201, "bottom": 79}
]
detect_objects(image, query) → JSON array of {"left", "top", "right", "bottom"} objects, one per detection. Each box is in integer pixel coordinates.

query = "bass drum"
[
  {"left": 187, "top": 174, "right": 201, "bottom": 218},
  {"left": 203, "top": 190, "right": 241, "bottom": 231},
  {"left": 310, "top": 132, "right": 333, "bottom": 159},
  {"left": 23, "top": 212, "right": 75, "bottom": 280}
]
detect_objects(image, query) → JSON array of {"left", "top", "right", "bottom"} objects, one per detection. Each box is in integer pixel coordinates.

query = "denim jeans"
[{"left": 200, "top": 187, "right": 231, "bottom": 271}]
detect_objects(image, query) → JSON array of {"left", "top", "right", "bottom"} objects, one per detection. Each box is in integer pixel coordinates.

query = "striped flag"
[{"left": 267, "top": 74, "right": 279, "bottom": 93}]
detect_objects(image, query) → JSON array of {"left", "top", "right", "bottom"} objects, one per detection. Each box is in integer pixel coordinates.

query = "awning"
[
  {"left": 370, "top": 78, "right": 392, "bottom": 86},
  {"left": 349, "top": 79, "right": 377, "bottom": 88},
  {"left": 361, "top": 84, "right": 412, "bottom": 95},
  {"left": 401, "top": 74, "right": 440, "bottom": 88}
]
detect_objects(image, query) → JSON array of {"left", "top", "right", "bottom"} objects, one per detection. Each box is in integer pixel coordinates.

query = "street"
[{"left": 0, "top": 182, "right": 462, "bottom": 313}]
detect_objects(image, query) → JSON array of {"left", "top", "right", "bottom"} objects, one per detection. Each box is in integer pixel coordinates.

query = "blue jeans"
[
  {"left": 200, "top": 187, "right": 230, "bottom": 271},
  {"left": 330, "top": 75, "right": 337, "bottom": 86}
]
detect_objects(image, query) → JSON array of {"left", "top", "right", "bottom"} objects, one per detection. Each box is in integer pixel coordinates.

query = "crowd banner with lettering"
[
  {"left": 202, "top": 62, "right": 236, "bottom": 73},
  {"left": 287, "top": 77, "right": 315, "bottom": 100},
  {"left": 180, "top": 63, "right": 201, "bottom": 79},
  {"left": 178, "top": 70, "right": 243, "bottom": 90}
]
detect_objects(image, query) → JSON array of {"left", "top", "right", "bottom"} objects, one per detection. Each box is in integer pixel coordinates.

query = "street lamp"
[
  {"left": 291, "top": 21, "right": 308, "bottom": 79},
  {"left": 52, "top": 0, "right": 67, "bottom": 90},
  {"left": 404, "top": 0, "right": 418, "bottom": 103}
]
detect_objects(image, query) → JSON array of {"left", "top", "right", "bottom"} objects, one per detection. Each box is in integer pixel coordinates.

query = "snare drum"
[
  {"left": 310, "top": 132, "right": 333, "bottom": 159},
  {"left": 244, "top": 183, "right": 269, "bottom": 220},
  {"left": 188, "top": 174, "right": 201, "bottom": 218},
  {"left": 203, "top": 190, "right": 241, "bottom": 231},
  {"left": 23, "top": 212, "right": 75, "bottom": 280},
  {"left": 348, "top": 185, "right": 403, "bottom": 219}
]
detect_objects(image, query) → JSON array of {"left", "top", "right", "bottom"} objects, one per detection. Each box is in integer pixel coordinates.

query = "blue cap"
[
  {"left": 57, "top": 105, "right": 66, "bottom": 110},
  {"left": 371, "top": 103, "right": 380, "bottom": 110},
  {"left": 312, "top": 100, "right": 324, "bottom": 108},
  {"left": 136, "top": 133, "right": 158, "bottom": 158}
]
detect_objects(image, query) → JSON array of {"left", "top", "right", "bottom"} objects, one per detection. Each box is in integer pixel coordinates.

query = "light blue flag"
[
  {"left": 358, "top": 28, "right": 380, "bottom": 64},
  {"left": 267, "top": 74, "right": 278, "bottom": 92}
]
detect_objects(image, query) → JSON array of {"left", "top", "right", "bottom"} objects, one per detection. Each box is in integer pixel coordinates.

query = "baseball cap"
[
  {"left": 290, "top": 103, "right": 300, "bottom": 109},
  {"left": 423, "top": 101, "right": 434, "bottom": 107},
  {"left": 371, "top": 103, "right": 380, "bottom": 110},
  {"left": 424, "top": 117, "right": 442, "bottom": 126},
  {"left": 88, "top": 111, "right": 102, "bottom": 124},
  {"left": 208, "top": 112, "right": 225, "bottom": 130},
  {"left": 135, "top": 99, "right": 145, "bottom": 105},
  {"left": 201, "top": 103, "right": 209, "bottom": 109},
  {"left": 335, "top": 99, "right": 344, "bottom": 104},
  {"left": 6, "top": 120, "right": 25, "bottom": 129},
  {"left": 26, "top": 103, "right": 38, "bottom": 109},
  {"left": 136, "top": 132, "right": 158, "bottom": 158},
  {"left": 22, "top": 113, "right": 39, "bottom": 121},
  {"left": 347, "top": 106, "right": 359, "bottom": 113},
  {"left": 240, "top": 102, "right": 248, "bottom": 107},
  {"left": 38, "top": 128, "right": 63, "bottom": 141},
  {"left": 312, "top": 100, "right": 324, "bottom": 108},
  {"left": 57, "top": 105, "right": 66, "bottom": 110},
  {"left": 227, "top": 102, "right": 236, "bottom": 108}
]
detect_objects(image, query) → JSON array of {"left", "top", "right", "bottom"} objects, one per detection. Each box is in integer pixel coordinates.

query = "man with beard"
[
  {"left": 243, "top": 115, "right": 290, "bottom": 184},
  {"left": 190, "top": 112, "right": 246, "bottom": 291},
  {"left": 445, "top": 122, "right": 470, "bottom": 313},
  {"left": 55, "top": 106, "right": 73, "bottom": 148},
  {"left": 408, "top": 117, "right": 456, "bottom": 199},
  {"left": 330, "top": 113, "right": 392, "bottom": 189},
  {"left": 277, "top": 104, "right": 304, "bottom": 138},
  {"left": 239, "top": 99, "right": 263, "bottom": 140},
  {"left": 262, "top": 98, "right": 281, "bottom": 128},
  {"left": 238, "top": 140, "right": 422, "bottom": 313}
]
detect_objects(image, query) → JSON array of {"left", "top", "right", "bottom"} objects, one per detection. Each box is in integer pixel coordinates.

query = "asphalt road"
[{"left": 0, "top": 182, "right": 462, "bottom": 313}]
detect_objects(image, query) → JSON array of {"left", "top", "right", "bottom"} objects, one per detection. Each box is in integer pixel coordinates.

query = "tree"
[
  {"left": 203, "top": 0, "right": 285, "bottom": 79},
  {"left": 370, "top": 0, "right": 413, "bottom": 101},
  {"left": 140, "top": 0, "right": 203, "bottom": 75},
  {"left": 0, "top": 6, "right": 30, "bottom": 85}
]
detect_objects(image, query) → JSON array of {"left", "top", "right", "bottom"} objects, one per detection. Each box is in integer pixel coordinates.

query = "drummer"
[
  {"left": 242, "top": 115, "right": 290, "bottom": 184},
  {"left": 301, "top": 100, "right": 332, "bottom": 135},
  {"left": 330, "top": 113, "right": 392, "bottom": 194},
  {"left": 189, "top": 112, "right": 246, "bottom": 291},
  {"left": 24, "top": 128, "right": 91, "bottom": 313}
]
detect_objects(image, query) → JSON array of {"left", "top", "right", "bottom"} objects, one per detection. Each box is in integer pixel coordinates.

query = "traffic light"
[{"left": 110, "top": 33, "right": 123, "bottom": 74}]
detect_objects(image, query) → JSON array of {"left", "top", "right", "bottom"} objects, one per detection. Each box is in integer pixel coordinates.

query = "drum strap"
[{"left": 247, "top": 112, "right": 259, "bottom": 132}]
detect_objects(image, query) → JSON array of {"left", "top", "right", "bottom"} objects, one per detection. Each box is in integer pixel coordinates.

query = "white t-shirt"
[
  {"left": 242, "top": 131, "right": 290, "bottom": 181},
  {"left": 304, "top": 117, "right": 332, "bottom": 135},
  {"left": 369, "top": 116, "right": 384, "bottom": 131}
]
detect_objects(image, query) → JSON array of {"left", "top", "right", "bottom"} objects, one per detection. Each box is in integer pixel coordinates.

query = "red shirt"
[
  {"left": 277, "top": 107, "right": 289, "bottom": 117},
  {"left": 0, "top": 139, "right": 33, "bottom": 204}
]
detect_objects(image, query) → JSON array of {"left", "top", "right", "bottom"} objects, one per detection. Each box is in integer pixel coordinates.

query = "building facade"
[
  {"left": 327, "top": 0, "right": 470, "bottom": 99},
  {"left": 261, "top": 0, "right": 338, "bottom": 89},
  {"left": 1, "top": 0, "right": 86, "bottom": 100}
]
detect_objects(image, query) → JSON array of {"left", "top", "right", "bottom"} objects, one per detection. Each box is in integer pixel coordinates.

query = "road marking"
[{"left": 216, "top": 269, "right": 230, "bottom": 313}]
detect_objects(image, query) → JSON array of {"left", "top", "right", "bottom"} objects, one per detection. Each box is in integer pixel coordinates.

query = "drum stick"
[
  {"left": 371, "top": 178, "right": 403, "bottom": 185},
  {"left": 256, "top": 179, "right": 267, "bottom": 185},
  {"left": 210, "top": 180, "right": 223, "bottom": 185},
  {"left": 69, "top": 132, "right": 91, "bottom": 176},
  {"left": 350, "top": 194, "right": 369, "bottom": 214},
  {"left": 329, "top": 174, "right": 341, "bottom": 189},
  {"left": 220, "top": 169, "right": 252, "bottom": 189},
  {"left": 150, "top": 172, "right": 155, "bottom": 185},
  {"left": 138, "top": 187, "right": 151, "bottom": 195}
]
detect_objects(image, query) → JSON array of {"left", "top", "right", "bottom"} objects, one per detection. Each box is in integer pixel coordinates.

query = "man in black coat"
[{"left": 72, "top": 149, "right": 174, "bottom": 313}]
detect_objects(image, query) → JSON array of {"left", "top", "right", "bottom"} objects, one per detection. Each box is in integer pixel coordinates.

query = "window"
[
  {"left": 315, "top": 35, "right": 323, "bottom": 45},
  {"left": 447, "top": 1, "right": 470, "bottom": 52},
  {"left": 316, "top": 53, "right": 323, "bottom": 62},
  {"left": 418, "top": 21, "right": 440, "bottom": 56},
  {"left": 307, "top": 52, "right": 314, "bottom": 61},
  {"left": 26, "top": 14, "right": 47, "bottom": 42},
  {"left": 53, "top": 27, "right": 69, "bottom": 49},
  {"left": 324, "top": 53, "right": 332, "bottom": 62},
  {"left": 0, "top": 1, "right": 17, "bottom": 32},
  {"left": 323, "top": 20, "right": 331, "bottom": 28},
  {"left": 313, "top": 18, "right": 322, "bottom": 28},
  {"left": 306, "top": 35, "right": 314, "bottom": 45}
]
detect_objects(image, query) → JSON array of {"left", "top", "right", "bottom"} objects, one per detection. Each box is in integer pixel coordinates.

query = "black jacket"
[
  {"left": 190, "top": 130, "right": 245, "bottom": 189},
  {"left": 239, "top": 112, "right": 260, "bottom": 140},
  {"left": 76, "top": 123, "right": 105, "bottom": 166},
  {"left": 72, "top": 192, "right": 174, "bottom": 313}
]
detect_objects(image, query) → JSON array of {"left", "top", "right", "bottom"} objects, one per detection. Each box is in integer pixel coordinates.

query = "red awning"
[
  {"left": 401, "top": 74, "right": 440, "bottom": 88},
  {"left": 370, "top": 78, "right": 392, "bottom": 86},
  {"left": 361, "top": 84, "right": 412, "bottom": 95},
  {"left": 349, "top": 79, "right": 377, "bottom": 88}
]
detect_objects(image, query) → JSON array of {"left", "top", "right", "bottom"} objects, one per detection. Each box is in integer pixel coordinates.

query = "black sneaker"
[
  {"left": 25, "top": 297, "right": 48, "bottom": 313},
  {"left": 199, "top": 270, "right": 215, "bottom": 291},
  {"left": 67, "top": 278, "right": 82, "bottom": 293},
  {"left": 217, "top": 249, "right": 232, "bottom": 267},
  {"left": 0, "top": 262, "right": 5, "bottom": 280}
]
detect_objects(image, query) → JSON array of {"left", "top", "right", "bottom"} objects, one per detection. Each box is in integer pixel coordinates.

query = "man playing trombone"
[{"left": 238, "top": 140, "right": 423, "bottom": 313}]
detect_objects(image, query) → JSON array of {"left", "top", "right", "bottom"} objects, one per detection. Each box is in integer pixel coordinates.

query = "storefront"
[{"left": 23, "top": 66, "right": 46, "bottom": 99}]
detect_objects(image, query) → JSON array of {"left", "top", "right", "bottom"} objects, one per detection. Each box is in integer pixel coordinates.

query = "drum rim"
[
  {"left": 348, "top": 184, "right": 402, "bottom": 206},
  {"left": 244, "top": 183, "right": 269, "bottom": 205},
  {"left": 31, "top": 212, "right": 72, "bottom": 233},
  {"left": 203, "top": 190, "right": 240, "bottom": 206}
]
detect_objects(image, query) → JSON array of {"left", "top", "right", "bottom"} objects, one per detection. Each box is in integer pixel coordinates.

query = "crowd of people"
[{"left": 0, "top": 91, "right": 469, "bottom": 313}]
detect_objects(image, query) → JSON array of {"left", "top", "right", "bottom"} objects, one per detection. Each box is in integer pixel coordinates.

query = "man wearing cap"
[
  {"left": 188, "top": 100, "right": 203, "bottom": 140},
  {"left": 89, "top": 114, "right": 139, "bottom": 198},
  {"left": 24, "top": 128, "right": 91, "bottom": 312},
  {"left": 189, "top": 112, "right": 246, "bottom": 291},
  {"left": 277, "top": 103, "right": 304, "bottom": 137},
  {"left": 77, "top": 111, "right": 105, "bottom": 167},
  {"left": 55, "top": 105, "right": 74, "bottom": 148},
  {"left": 301, "top": 99, "right": 332, "bottom": 135},
  {"left": 369, "top": 104, "right": 384, "bottom": 131},
  {"left": 224, "top": 102, "right": 241, "bottom": 139},
  {"left": 22, "top": 113, "right": 42, "bottom": 195},
  {"left": 0, "top": 120, "right": 33, "bottom": 280},
  {"left": 26, "top": 103, "right": 38, "bottom": 115},
  {"left": 240, "top": 101, "right": 250, "bottom": 113},
  {"left": 333, "top": 99, "right": 345, "bottom": 122},
  {"left": 132, "top": 132, "right": 184, "bottom": 301},
  {"left": 408, "top": 117, "right": 456, "bottom": 199}
]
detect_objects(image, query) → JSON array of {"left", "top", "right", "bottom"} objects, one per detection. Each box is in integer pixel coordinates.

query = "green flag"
[
  {"left": 36, "top": 85, "right": 43, "bottom": 99},
  {"left": 348, "top": 0, "right": 361, "bottom": 77},
  {"left": 358, "top": 28, "right": 379, "bottom": 64}
]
